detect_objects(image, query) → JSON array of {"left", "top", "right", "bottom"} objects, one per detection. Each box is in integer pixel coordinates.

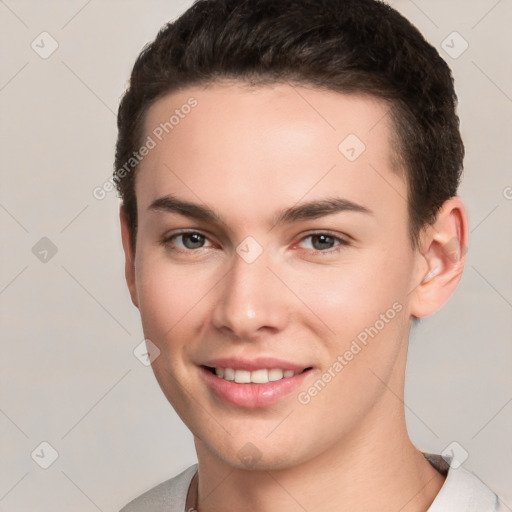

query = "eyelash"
[{"left": 160, "top": 230, "right": 350, "bottom": 256}]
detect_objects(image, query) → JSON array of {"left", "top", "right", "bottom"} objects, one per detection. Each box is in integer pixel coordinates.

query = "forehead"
[{"left": 136, "top": 82, "right": 406, "bottom": 228}]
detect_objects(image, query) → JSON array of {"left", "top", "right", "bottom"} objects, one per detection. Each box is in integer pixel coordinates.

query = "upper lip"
[{"left": 201, "top": 357, "right": 310, "bottom": 372}]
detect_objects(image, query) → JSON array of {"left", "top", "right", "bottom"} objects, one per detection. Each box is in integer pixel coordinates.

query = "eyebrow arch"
[
  {"left": 273, "top": 197, "right": 372, "bottom": 225},
  {"left": 149, "top": 194, "right": 225, "bottom": 225},
  {"left": 148, "top": 194, "right": 372, "bottom": 227}
]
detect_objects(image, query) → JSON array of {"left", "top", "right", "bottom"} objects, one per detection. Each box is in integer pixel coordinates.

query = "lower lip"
[{"left": 200, "top": 366, "right": 311, "bottom": 408}]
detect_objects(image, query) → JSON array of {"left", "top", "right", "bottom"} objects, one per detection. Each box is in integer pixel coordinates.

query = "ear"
[
  {"left": 119, "top": 205, "right": 139, "bottom": 309},
  {"left": 410, "top": 196, "right": 469, "bottom": 318}
]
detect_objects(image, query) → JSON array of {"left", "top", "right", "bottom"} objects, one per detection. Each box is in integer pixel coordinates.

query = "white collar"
[{"left": 423, "top": 453, "right": 503, "bottom": 511}]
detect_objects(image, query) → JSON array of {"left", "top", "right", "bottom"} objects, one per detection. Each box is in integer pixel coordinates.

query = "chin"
[{"left": 204, "top": 437, "right": 307, "bottom": 473}]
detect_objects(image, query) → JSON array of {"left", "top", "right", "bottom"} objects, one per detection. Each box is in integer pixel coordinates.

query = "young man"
[{"left": 114, "top": 0, "right": 504, "bottom": 510}]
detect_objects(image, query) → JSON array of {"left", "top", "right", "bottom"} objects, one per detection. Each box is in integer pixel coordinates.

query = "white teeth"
[
  {"left": 223, "top": 368, "right": 235, "bottom": 381},
  {"left": 213, "top": 367, "right": 301, "bottom": 383},
  {"left": 234, "top": 370, "right": 251, "bottom": 383},
  {"left": 250, "top": 369, "right": 268, "bottom": 383},
  {"left": 268, "top": 369, "right": 284, "bottom": 381}
]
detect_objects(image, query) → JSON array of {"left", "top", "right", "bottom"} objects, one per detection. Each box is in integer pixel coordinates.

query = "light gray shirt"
[{"left": 119, "top": 453, "right": 505, "bottom": 511}]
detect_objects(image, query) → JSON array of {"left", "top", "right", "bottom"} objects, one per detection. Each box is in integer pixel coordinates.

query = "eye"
[
  {"left": 297, "top": 232, "right": 349, "bottom": 253},
  {"left": 162, "top": 231, "right": 214, "bottom": 251}
]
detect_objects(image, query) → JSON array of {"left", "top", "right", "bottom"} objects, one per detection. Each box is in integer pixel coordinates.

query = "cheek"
[
  {"left": 289, "top": 249, "right": 413, "bottom": 335},
  {"left": 133, "top": 253, "right": 201, "bottom": 349},
  {"left": 133, "top": 255, "right": 209, "bottom": 411}
]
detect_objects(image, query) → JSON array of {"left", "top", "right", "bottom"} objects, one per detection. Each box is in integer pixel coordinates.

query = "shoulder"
[
  {"left": 425, "top": 453, "right": 505, "bottom": 512},
  {"left": 119, "top": 464, "right": 198, "bottom": 512}
]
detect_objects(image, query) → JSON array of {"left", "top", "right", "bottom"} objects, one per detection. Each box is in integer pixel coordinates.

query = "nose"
[{"left": 211, "top": 245, "right": 291, "bottom": 339}]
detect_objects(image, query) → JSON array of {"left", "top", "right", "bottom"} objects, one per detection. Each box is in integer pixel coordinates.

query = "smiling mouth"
[{"left": 203, "top": 366, "right": 312, "bottom": 384}]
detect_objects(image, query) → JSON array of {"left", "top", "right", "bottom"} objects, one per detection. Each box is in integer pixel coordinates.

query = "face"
[{"left": 123, "top": 83, "right": 427, "bottom": 470}]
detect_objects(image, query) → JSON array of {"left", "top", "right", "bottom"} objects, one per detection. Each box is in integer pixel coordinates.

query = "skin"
[{"left": 120, "top": 82, "right": 468, "bottom": 511}]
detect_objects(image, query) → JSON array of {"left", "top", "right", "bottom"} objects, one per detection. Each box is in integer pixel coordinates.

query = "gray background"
[{"left": 0, "top": 0, "right": 511, "bottom": 510}]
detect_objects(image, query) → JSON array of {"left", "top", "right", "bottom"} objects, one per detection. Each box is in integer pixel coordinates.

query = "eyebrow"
[{"left": 148, "top": 194, "right": 372, "bottom": 227}]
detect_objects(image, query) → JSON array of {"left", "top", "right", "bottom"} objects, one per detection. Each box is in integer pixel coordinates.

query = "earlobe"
[
  {"left": 410, "top": 197, "right": 469, "bottom": 318},
  {"left": 119, "top": 205, "right": 139, "bottom": 309}
]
